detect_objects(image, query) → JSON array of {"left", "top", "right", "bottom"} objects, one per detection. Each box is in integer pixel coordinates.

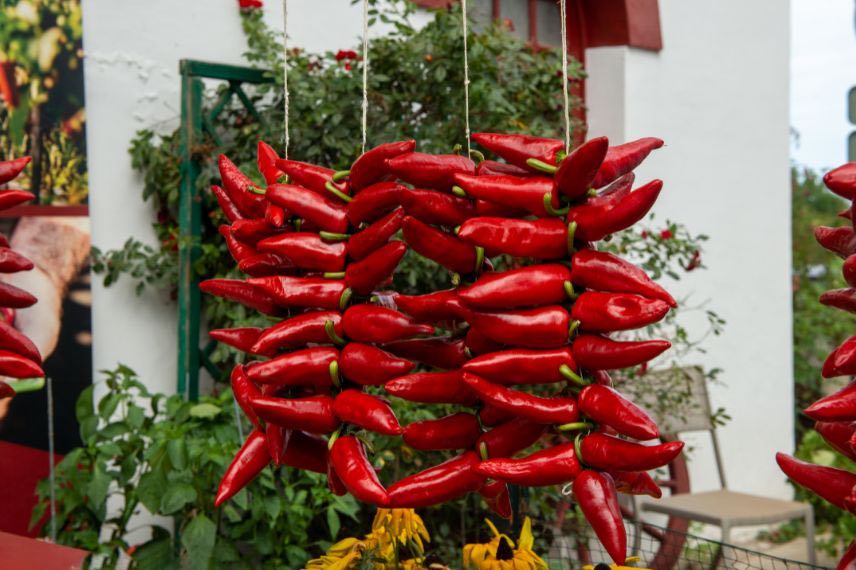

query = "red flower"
[
  {"left": 335, "top": 50, "right": 359, "bottom": 61},
  {"left": 238, "top": 0, "right": 263, "bottom": 8},
  {"left": 659, "top": 229, "right": 673, "bottom": 240},
  {"left": 344, "top": 62, "right": 352, "bottom": 71},
  {"left": 685, "top": 250, "right": 702, "bottom": 271},
  {"left": 640, "top": 230, "right": 648, "bottom": 239}
]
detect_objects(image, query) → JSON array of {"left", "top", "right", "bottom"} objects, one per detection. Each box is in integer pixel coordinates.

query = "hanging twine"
[
  {"left": 361, "top": 0, "right": 370, "bottom": 153},
  {"left": 559, "top": 0, "right": 571, "bottom": 153},
  {"left": 47, "top": 376, "right": 57, "bottom": 542},
  {"left": 461, "top": 0, "right": 472, "bottom": 154},
  {"left": 282, "top": 0, "right": 290, "bottom": 158}
]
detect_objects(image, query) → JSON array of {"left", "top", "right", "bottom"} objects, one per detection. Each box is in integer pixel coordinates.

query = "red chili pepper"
[
  {"left": 346, "top": 182, "right": 403, "bottom": 225},
  {"left": 580, "top": 433, "right": 684, "bottom": 471},
  {"left": 267, "top": 184, "right": 349, "bottom": 233},
  {"left": 823, "top": 163, "right": 856, "bottom": 199},
  {"left": 476, "top": 442, "right": 581, "bottom": 486},
  {"left": 472, "top": 133, "right": 564, "bottom": 171},
  {"left": 610, "top": 470, "right": 662, "bottom": 498},
  {"left": 567, "top": 179, "right": 663, "bottom": 242},
  {"left": 0, "top": 157, "right": 31, "bottom": 185},
  {"left": 776, "top": 453, "right": 856, "bottom": 512},
  {"left": 476, "top": 159, "right": 532, "bottom": 177},
  {"left": 328, "top": 458, "right": 347, "bottom": 496},
  {"left": 347, "top": 208, "right": 405, "bottom": 261},
  {"left": 265, "top": 202, "right": 287, "bottom": 228},
  {"left": 0, "top": 381, "right": 14, "bottom": 399},
  {"left": 571, "top": 292, "right": 670, "bottom": 332},
  {"left": 465, "top": 326, "right": 505, "bottom": 355},
  {"left": 837, "top": 540, "right": 856, "bottom": 570},
  {"left": 0, "top": 349, "right": 43, "bottom": 378},
  {"left": 381, "top": 336, "right": 469, "bottom": 369},
  {"left": 252, "top": 310, "right": 343, "bottom": 355},
  {"left": 386, "top": 451, "right": 484, "bottom": 508},
  {"left": 342, "top": 304, "right": 434, "bottom": 343},
  {"left": 392, "top": 289, "right": 469, "bottom": 323},
  {"left": 453, "top": 173, "right": 558, "bottom": 217},
  {"left": 579, "top": 384, "right": 659, "bottom": 440},
  {"left": 457, "top": 264, "right": 572, "bottom": 310},
  {"left": 250, "top": 394, "right": 338, "bottom": 433},
  {"left": 245, "top": 346, "right": 338, "bottom": 388},
  {"left": 463, "top": 372, "right": 578, "bottom": 424},
  {"left": 219, "top": 224, "right": 255, "bottom": 264},
  {"left": 823, "top": 335, "right": 856, "bottom": 378},
  {"left": 399, "top": 188, "right": 475, "bottom": 226},
  {"left": 215, "top": 429, "right": 270, "bottom": 506},
  {"left": 340, "top": 342, "right": 415, "bottom": 385},
  {"left": 815, "top": 421, "right": 856, "bottom": 462},
  {"left": 386, "top": 153, "right": 475, "bottom": 191},
  {"left": 572, "top": 334, "right": 671, "bottom": 370},
  {"left": 814, "top": 226, "right": 856, "bottom": 258},
  {"left": 588, "top": 172, "right": 635, "bottom": 209},
  {"left": 345, "top": 240, "right": 407, "bottom": 295},
  {"left": 554, "top": 136, "right": 609, "bottom": 201},
  {"left": 402, "top": 412, "right": 481, "bottom": 451},
  {"left": 333, "top": 389, "right": 402, "bottom": 435},
  {"left": 474, "top": 198, "right": 528, "bottom": 218},
  {"left": 477, "top": 417, "right": 546, "bottom": 458},
  {"left": 211, "top": 185, "right": 245, "bottom": 223},
  {"left": 573, "top": 470, "right": 626, "bottom": 564},
  {"left": 237, "top": 253, "right": 294, "bottom": 277},
  {"left": 281, "top": 430, "right": 328, "bottom": 473},
  {"left": 468, "top": 306, "right": 570, "bottom": 349},
  {"left": 218, "top": 154, "right": 266, "bottom": 218},
  {"left": 402, "top": 216, "right": 479, "bottom": 274},
  {"left": 266, "top": 424, "right": 289, "bottom": 465},
  {"left": 0, "top": 280, "right": 35, "bottom": 309},
  {"left": 479, "top": 403, "right": 514, "bottom": 426},
  {"left": 571, "top": 249, "right": 676, "bottom": 307},
  {"left": 464, "top": 347, "right": 575, "bottom": 385},
  {"left": 210, "top": 327, "right": 263, "bottom": 354},
  {"left": 845, "top": 255, "right": 856, "bottom": 288},
  {"left": 0, "top": 320, "right": 40, "bottom": 363},
  {"left": 199, "top": 278, "right": 282, "bottom": 316},
  {"left": 592, "top": 137, "right": 664, "bottom": 188},
  {"left": 820, "top": 289, "right": 856, "bottom": 313},
  {"left": 257, "top": 232, "right": 347, "bottom": 271},
  {"left": 458, "top": 217, "right": 567, "bottom": 259},
  {"left": 330, "top": 435, "right": 389, "bottom": 505},
  {"left": 0, "top": 190, "right": 35, "bottom": 211},
  {"left": 385, "top": 370, "right": 476, "bottom": 405},
  {"left": 257, "top": 140, "right": 283, "bottom": 185},
  {"left": 479, "top": 479, "right": 512, "bottom": 519},
  {"left": 804, "top": 381, "right": 856, "bottom": 422},
  {"left": 349, "top": 140, "right": 416, "bottom": 191},
  {"left": 275, "top": 158, "right": 340, "bottom": 196},
  {"left": 247, "top": 276, "right": 348, "bottom": 310},
  {"left": 231, "top": 218, "right": 278, "bottom": 245}
]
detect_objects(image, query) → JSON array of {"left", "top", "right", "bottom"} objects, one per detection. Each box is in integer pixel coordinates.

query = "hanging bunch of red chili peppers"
[
  {"left": 778, "top": 162, "right": 856, "bottom": 570},
  {"left": 0, "top": 157, "right": 44, "bottom": 399},
  {"left": 203, "top": 132, "right": 681, "bottom": 564}
]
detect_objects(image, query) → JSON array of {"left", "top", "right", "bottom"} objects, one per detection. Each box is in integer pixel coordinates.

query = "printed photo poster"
[{"left": 0, "top": 0, "right": 92, "bottom": 462}]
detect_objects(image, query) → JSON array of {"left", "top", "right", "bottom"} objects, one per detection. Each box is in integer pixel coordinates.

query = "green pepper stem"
[
  {"left": 543, "top": 193, "right": 569, "bottom": 216},
  {"left": 555, "top": 150, "right": 568, "bottom": 162},
  {"left": 338, "top": 288, "right": 353, "bottom": 310},
  {"left": 586, "top": 188, "right": 598, "bottom": 197},
  {"left": 478, "top": 441, "right": 489, "bottom": 461},
  {"left": 356, "top": 433, "right": 375, "bottom": 454},
  {"left": 526, "top": 158, "right": 558, "bottom": 174},
  {"left": 10, "top": 377, "right": 45, "bottom": 393},
  {"left": 568, "top": 319, "right": 581, "bottom": 338},
  {"left": 566, "top": 221, "right": 578, "bottom": 256},
  {"left": 327, "top": 429, "right": 341, "bottom": 450},
  {"left": 319, "top": 231, "right": 350, "bottom": 242},
  {"left": 451, "top": 185, "right": 468, "bottom": 198},
  {"left": 324, "top": 180, "right": 353, "bottom": 203},
  {"left": 468, "top": 149, "right": 485, "bottom": 163},
  {"left": 474, "top": 246, "right": 485, "bottom": 274},
  {"left": 323, "top": 271, "right": 346, "bottom": 279},
  {"left": 564, "top": 280, "right": 577, "bottom": 300},
  {"left": 325, "top": 320, "right": 346, "bottom": 345},
  {"left": 328, "top": 360, "right": 341, "bottom": 387},
  {"left": 294, "top": 219, "right": 303, "bottom": 231},
  {"left": 451, "top": 273, "right": 461, "bottom": 286},
  {"left": 574, "top": 433, "right": 584, "bottom": 463},
  {"left": 557, "top": 421, "right": 594, "bottom": 432},
  {"left": 559, "top": 364, "right": 589, "bottom": 387},
  {"left": 332, "top": 170, "right": 350, "bottom": 182},
  {"left": 248, "top": 185, "right": 266, "bottom": 195}
]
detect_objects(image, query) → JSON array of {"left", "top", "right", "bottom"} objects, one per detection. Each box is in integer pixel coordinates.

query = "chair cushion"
[{"left": 641, "top": 489, "right": 811, "bottom": 526}]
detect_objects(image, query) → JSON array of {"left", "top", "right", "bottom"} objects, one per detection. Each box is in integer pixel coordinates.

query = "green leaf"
[
  {"left": 127, "top": 403, "right": 145, "bottom": 428},
  {"left": 132, "top": 527, "right": 175, "bottom": 570},
  {"left": 160, "top": 482, "right": 197, "bottom": 514},
  {"left": 189, "top": 403, "right": 221, "bottom": 419},
  {"left": 137, "top": 469, "right": 167, "bottom": 513},
  {"left": 75, "top": 384, "right": 94, "bottom": 422},
  {"left": 180, "top": 514, "right": 216, "bottom": 570},
  {"left": 98, "top": 392, "right": 121, "bottom": 420},
  {"left": 87, "top": 463, "right": 111, "bottom": 520},
  {"left": 326, "top": 507, "right": 340, "bottom": 539},
  {"left": 167, "top": 439, "right": 188, "bottom": 470},
  {"left": 79, "top": 416, "right": 98, "bottom": 442}
]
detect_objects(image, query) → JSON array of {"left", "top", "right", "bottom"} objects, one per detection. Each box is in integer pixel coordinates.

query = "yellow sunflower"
[
  {"left": 462, "top": 517, "right": 548, "bottom": 570},
  {"left": 582, "top": 556, "right": 652, "bottom": 570}
]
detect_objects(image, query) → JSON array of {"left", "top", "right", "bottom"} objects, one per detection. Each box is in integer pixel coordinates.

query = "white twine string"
[
  {"left": 361, "top": 0, "right": 369, "bottom": 153},
  {"left": 559, "top": 0, "right": 571, "bottom": 153},
  {"left": 461, "top": 0, "right": 471, "bottom": 154},
  {"left": 47, "top": 376, "right": 57, "bottom": 542},
  {"left": 282, "top": 0, "right": 290, "bottom": 158}
]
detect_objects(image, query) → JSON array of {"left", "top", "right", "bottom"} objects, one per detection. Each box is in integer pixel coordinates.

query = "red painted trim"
[
  {"left": 0, "top": 205, "right": 89, "bottom": 218},
  {"left": 528, "top": 0, "right": 538, "bottom": 44},
  {"left": 412, "top": 0, "right": 454, "bottom": 8},
  {"left": 581, "top": 0, "right": 662, "bottom": 51},
  {"left": 0, "top": 531, "right": 87, "bottom": 568},
  {"left": 0, "top": 441, "right": 63, "bottom": 537}
]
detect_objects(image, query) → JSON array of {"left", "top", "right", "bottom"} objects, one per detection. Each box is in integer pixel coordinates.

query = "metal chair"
[{"left": 620, "top": 366, "right": 816, "bottom": 567}]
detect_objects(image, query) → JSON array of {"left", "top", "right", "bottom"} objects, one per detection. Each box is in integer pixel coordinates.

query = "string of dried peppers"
[{"left": 203, "top": 134, "right": 681, "bottom": 564}]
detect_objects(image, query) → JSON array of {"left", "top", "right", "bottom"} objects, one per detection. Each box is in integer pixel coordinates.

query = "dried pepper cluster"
[
  {"left": 203, "top": 133, "right": 682, "bottom": 564},
  {"left": 778, "top": 162, "right": 856, "bottom": 570},
  {"left": 0, "top": 157, "right": 44, "bottom": 399}
]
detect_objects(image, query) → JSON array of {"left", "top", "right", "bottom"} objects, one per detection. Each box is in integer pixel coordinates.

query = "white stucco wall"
[{"left": 588, "top": 0, "right": 793, "bottom": 501}]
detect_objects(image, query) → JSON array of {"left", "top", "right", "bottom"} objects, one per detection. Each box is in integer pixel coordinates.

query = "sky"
[{"left": 791, "top": 0, "right": 856, "bottom": 170}]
